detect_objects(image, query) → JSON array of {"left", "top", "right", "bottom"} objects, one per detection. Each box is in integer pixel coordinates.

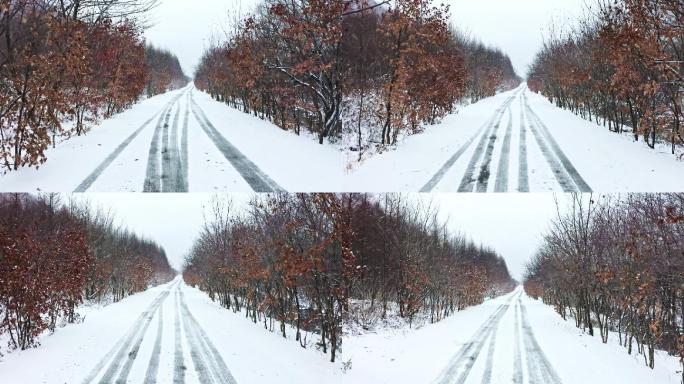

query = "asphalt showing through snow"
[
  {"left": 517, "top": 96, "right": 530, "bottom": 192},
  {"left": 434, "top": 294, "right": 515, "bottom": 384},
  {"left": 189, "top": 95, "right": 284, "bottom": 193},
  {"left": 72, "top": 96, "right": 177, "bottom": 193},
  {"left": 84, "top": 280, "right": 236, "bottom": 384},
  {"left": 523, "top": 93, "right": 592, "bottom": 193},
  {"left": 493, "top": 106, "right": 514, "bottom": 192},
  {"left": 144, "top": 93, "right": 181, "bottom": 192},
  {"left": 520, "top": 296, "right": 563, "bottom": 384},
  {"left": 422, "top": 87, "right": 592, "bottom": 192},
  {"left": 179, "top": 287, "right": 237, "bottom": 384},
  {"left": 433, "top": 291, "right": 562, "bottom": 384},
  {"left": 83, "top": 283, "right": 173, "bottom": 384},
  {"left": 457, "top": 90, "right": 520, "bottom": 192},
  {"left": 73, "top": 85, "right": 283, "bottom": 193},
  {"left": 179, "top": 91, "right": 191, "bottom": 192}
]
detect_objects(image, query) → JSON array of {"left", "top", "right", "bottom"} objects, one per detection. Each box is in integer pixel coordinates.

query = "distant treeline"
[
  {"left": 145, "top": 44, "right": 189, "bottom": 97},
  {"left": 183, "top": 193, "right": 514, "bottom": 363},
  {"left": 524, "top": 194, "right": 684, "bottom": 380},
  {"left": 0, "top": 193, "right": 174, "bottom": 351},
  {"left": 194, "top": 0, "right": 519, "bottom": 153}
]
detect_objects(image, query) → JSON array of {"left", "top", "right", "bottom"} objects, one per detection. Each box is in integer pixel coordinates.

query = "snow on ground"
[
  {"left": 522, "top": 291, "right": 681, "bottom": 384},
  {"left": 0, "top": 277, "right": 340, "bottom": 384},
  {"left": 339, "top": 292, "right": 519, "bottom": 383},
  {"left": 0, "top": 89, "right": 182, "bottom": 192},
  {"left": 182, "top": 92, "right": 253, "bottom": 192},
  {"left": 180, "top": 281, "right": 339, "bottom": 383},
  {"left": 0, "top": 283, "right": 679, "bottom": 383},
  {"left": 348, "top": 90, "right": 523, "bottom": 192},
  {"left": 189, "top": 90, "right": 348, "bottom": 191},
  {"left": 0, "top": 84, "right": 682, "bottom": 192},
  {"left": 0, "top": 280, "right": 177, "bottom": 383},
  {"left": 339, "top": 286, "right": 682, "bottom": 384},
  {"left": 525, "top": 90, "right": 684, "bottom": 192}
]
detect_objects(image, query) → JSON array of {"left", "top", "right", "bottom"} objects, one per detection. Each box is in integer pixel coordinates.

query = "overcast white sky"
[
  {"left": 77, "top": 193, "right": 215, "bottom": 271},
  {"left": 446, "top": 0, "right": 589, "bottom": 76},
  {"left": 144, "top": 0, "right": 589, "bottom": 78},
  {"left": 421, "top": 194, "right": 560, "bottom": 281},
  {"left": 144, "top": 0, "right": 255, "bottom": 76},
  {"left": 75, "top": 193, "right": 566, "bottom": 280}
]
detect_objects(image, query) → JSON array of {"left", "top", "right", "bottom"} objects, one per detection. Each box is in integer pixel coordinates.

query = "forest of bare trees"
[
  {"left": 193, "top": 0, "right": 519, "bottom": 155},
  {"left": 145, "top": 44, "right": 188, "bottom": 96},
  {"left": 524, "top": 194, "right": 684, "bottom": 381},
  {"left": 0, "top": 0, "right": 187, "bottom": 172},
  {"left": 183, "top": 193, "right": 514, "bottom": 363},
  {"left": 527, "top": 0, "right": 683, "bottom": 155},
  {"left": 0, "top": 193, "right": 174, "bottom": 352}
]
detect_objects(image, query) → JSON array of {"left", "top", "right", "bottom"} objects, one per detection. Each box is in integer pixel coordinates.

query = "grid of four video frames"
[{"left": 0, "top": 0, "right": 682, "bottom": 383}]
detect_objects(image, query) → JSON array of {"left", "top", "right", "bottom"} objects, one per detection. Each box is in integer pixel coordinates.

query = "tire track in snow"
[
  {"left": 180, "top": 304, "right": 213, "bottom": 384},
  {"left": 143, "top": 306, "right": 164, "bottom": 384},
  {"left": 523, "top": 94, "right": 577, "bottom": 192},
  {"left": 106, "top": 292, "right": 169, "bottom": 384},
  {"left": 143, "top": 95, "right": 179, "bottom": 192},
  {"left": 173, "top": 287, "right": 186, "bottom": 384},
  {"left": 519, "top": 297, "right": 562, "bottom": 384},
  {"left": 115, "top": 301, "right": 160, "bottom": 384},
  {"left": 517, "top": 94, "right": 530, "bottom": 192},
  {"left": 83, "top": 282, "right": 175, "bottom": 384},
  {"left": 160, "top": 103, "right": 173, "bottom": 191},
  {"left": 164, "top": 90, "right": 187, "bottom": 192},
  {"left": 513, "top": 298, "right": 523, "bottom": 384},
  {"left": 479, "top": 319, "right": 499, "bottom": 384},
  {"left": 522, "top": 318, "right": 542, "bottom": 384},
  {"left": 474, "top": 103, "right": 510, "bottom": 192},
  {"left": 420, "top": 89, "right": 519, "bottom": 192},
  {"left": 181, "top": 287, "right": 237, "bottom": 384},
  {"left": 179, "top": 91, "right": 190, "bottom": 192},
  {"left": 179, "top": 286, "right": 237, "bottom": 384},
  {"left": 451, "top": 302, "right": 510, "bottom": 384},
  {"left": 73, "top": 96, "right": 176, "bottom": 192},
  {"left": 493, "top": 106, "right": 514, "bottom": 192},
  {"left": 433, "top": 294, "right": 514, "bottom": 384},
  {"left": 458, "top": 91, "right": 520, "bottom": 192},
  {"left": 189, "top": 96, "right": 284, "bottom": 193},
  {"left": 162, "top": 102, "right": 182, "bottom": 192},
  {"left": 524, "top": 96, "right": 592, "bottom": 193},
  {"left": 520, "top": 301, "right": 543, "bottom": 384}
]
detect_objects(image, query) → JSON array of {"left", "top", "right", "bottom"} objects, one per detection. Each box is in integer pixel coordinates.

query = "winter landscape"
[
  {"left": 2, "top": 83, "right": 683, "bottom": 193},
  {"left": 1, "top": 0, "right": 683, "bottom": 383},
  {"left": 0, "top": 193, "right": 682, "bottom": 383},
  {"left": 1, "top": 0, "right": 682, "bottom": 192}
]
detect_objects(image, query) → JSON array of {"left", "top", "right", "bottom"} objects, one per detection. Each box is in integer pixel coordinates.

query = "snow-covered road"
[
  {"left": 0, "top": 277, "right": 335, "bottom": 383},
  {"left": 433, "top": 290, "right": 562, "bottom": 384},
  {"left": 82, "top": 280, "right": 237, "bottom": 384},
  {"left": 341, "top": 287, "right": 681, "bottom": 384},
  {"left": 421, "top": 88, "right": 592, "bottom": 193},
  {"left": 0, "top": 84, "right": 285, "bottom": 192},
  {"left": 0, "top": 284, "right": 680, "bottom": 383},
  {"left": 419, "top": 85, "right": 684, "bottom": 192},
  {"left": 1, "top": 83, "right": 682, "bottom": 192},
  {"left": 358, "top": 84, "right": 684, "bottom": 192},
  {"left": 72, "top": 85, "right": 283, "bottom": 193}
]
